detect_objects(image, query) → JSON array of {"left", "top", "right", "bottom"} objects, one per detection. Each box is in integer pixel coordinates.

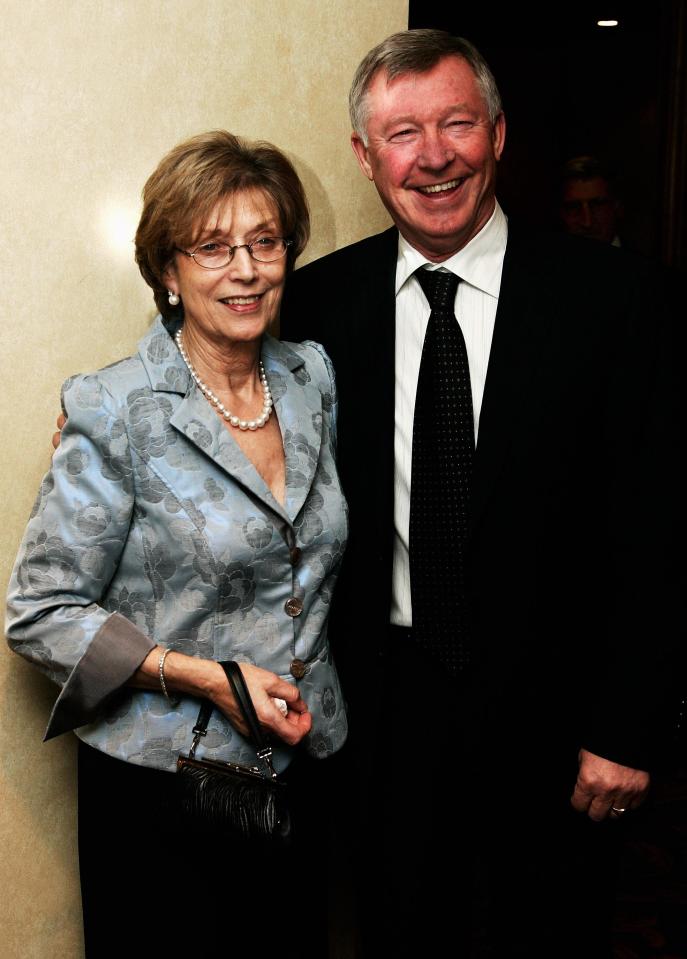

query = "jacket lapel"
[
  {"left": 261, "top": 335, "right": 323, "bottom": 522},
  {"left": 139, "top": 319, "right": 321, "bottom": 525},
  {"left": 469, "top": 225, "right": 549, "bottom": 534},
  {"left": 347, "top": 229, "right": 398, "bottom": 561},
  {"left": 373, "top": 232, "right": 399, "bottom": 555}
]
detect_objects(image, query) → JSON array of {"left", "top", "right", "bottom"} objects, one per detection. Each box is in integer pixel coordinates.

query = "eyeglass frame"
[{"left": 175, "top": 236, "right": 293, "bottom": 269}]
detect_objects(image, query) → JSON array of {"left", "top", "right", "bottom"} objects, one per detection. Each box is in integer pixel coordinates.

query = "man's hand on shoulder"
[
  {"left": 52, "top": 413, "right": 66, "bottom": 451},
  {"left": 571, "top": 748, "right": 649, "bottom": 822}
]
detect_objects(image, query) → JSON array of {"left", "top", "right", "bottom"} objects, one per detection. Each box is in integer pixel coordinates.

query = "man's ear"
[
  {"left": 351, "top": 133, "right": 374, "bottom": 181},
  {"left": 492, "top": 113, "right": 506, "bottom": 162}
]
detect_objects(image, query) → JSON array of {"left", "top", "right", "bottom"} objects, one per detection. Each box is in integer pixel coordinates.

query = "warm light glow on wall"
[
  {"left": 597, "top": 20, "right": 619, "bottom": 27},
  {"left": 100, "top": 200, "right": 141, "bottom": 261}
]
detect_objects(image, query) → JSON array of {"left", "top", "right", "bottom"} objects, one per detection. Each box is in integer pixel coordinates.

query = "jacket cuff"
[{"left": 44, "top": 613, "right": 155, "bottom": 740}]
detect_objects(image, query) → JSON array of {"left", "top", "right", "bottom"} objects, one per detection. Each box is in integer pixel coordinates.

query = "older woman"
[{"left": 6, "top": 131, "right": 347, "bottom": 957}]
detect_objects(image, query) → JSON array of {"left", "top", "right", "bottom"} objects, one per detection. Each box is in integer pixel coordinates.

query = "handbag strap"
[
  {"left": 221, "top": 661, "right": 269, "bottom": 753},
  {"left": 188, "top": 660, "right": 278, "bottom": 779}
]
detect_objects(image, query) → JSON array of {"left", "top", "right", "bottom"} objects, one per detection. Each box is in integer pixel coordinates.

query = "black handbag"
[{"left": 177, "top": 660, "right": 291, "bottom": 843}]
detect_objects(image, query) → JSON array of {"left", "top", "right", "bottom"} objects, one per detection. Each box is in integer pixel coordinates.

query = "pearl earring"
[{"left": 168, "top": 290, "right": 180, "bottom": 307}]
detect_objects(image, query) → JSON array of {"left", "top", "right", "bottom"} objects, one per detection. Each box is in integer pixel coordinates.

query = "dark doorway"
[{"left": 408, "top": 2, "right": 686, "bottom": 267}]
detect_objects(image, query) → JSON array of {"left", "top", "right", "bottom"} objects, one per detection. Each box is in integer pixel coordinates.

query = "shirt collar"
[{"left": 395, "top": 200, "right": 508, "bottom": 298}]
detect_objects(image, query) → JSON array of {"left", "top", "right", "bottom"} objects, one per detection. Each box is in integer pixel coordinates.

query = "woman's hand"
[
  {"left": 132, "top": 648, "right": 311, "bottom": 746},
  {"left": 208, "top": 661, "right": 312, "bottom": 746}
]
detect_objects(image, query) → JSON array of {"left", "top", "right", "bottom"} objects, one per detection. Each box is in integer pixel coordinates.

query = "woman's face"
[{"left": 165, "top": 188, "right": 287, "bottom": 349}]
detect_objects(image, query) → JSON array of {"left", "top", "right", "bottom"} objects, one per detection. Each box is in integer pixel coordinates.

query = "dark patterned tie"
[{"left": 409, "top": 268, "right": 474, "bottom": 672}]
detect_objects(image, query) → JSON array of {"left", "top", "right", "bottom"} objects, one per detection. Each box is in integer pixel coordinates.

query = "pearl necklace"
[{"left": 174, "top": 329, "right": 273, "bottom": 431}]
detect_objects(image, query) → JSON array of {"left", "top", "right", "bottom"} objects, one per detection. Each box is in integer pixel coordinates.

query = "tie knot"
[{"left": 415, "top": 268, "right": 460, "bottom": 311}]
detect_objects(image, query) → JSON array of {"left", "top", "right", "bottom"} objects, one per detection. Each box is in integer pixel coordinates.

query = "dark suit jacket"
[{"left": 281, "top": 222, "right": 681, "bottom": 776}]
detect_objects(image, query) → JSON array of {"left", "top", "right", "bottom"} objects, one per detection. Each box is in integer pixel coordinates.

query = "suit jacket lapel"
[
  {"left": 469, "top": 225, "right": 549, "bottom": 534},
  {"left": 368, "top": 228, "right": 397, "bottom": 501},
  {"left": 352, "top": 229, "right": 398, "bottom": 556}
]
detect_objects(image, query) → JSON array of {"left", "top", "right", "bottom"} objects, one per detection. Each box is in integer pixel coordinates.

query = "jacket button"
[
  {"left": 284, "top": 597, "right": 303, "bottom": 617},
  {"left": 289, "top": 658, "right": 308, "bottom": 679},
  {"left": 289, "top": 546, "right": 302, "bottom": 565}
]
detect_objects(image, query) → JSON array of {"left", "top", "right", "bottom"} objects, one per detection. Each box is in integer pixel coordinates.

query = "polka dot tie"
[{"left": 409, "top": 268, "right": 474, "bottom": 672}]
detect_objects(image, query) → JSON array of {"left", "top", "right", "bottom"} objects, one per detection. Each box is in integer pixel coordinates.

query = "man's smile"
[{"left": 416, "top": 177, "right": 465, "bottom": 195}]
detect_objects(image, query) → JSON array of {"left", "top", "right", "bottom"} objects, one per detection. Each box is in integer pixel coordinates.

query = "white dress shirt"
[{"left": 390, "top": 202, "right": 508, "bottom": 627}]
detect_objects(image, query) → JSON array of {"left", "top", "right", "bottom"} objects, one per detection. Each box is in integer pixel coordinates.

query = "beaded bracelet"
[{"left": 158, "top": 648, "right": 180, "bottom": 706}]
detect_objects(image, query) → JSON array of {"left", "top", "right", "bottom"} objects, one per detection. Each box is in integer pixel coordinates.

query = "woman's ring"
[{"left": 611, "top": 806, "right": 627, "bottom": 815}]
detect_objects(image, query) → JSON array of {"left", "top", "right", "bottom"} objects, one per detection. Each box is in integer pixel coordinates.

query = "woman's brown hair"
[{"left": 135, "top": 130, "right": 310, "bottom": 319}]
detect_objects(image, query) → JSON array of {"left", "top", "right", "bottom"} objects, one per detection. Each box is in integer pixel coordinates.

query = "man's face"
[
  {"left": 560, "top": 176, "right": 619, "bottom": 243},
  {"left": 351, "top": 56, "right": 505, "bottom": 262}
]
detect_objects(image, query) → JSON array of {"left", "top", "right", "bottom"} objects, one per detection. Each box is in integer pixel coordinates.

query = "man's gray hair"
[{"left": 349, "top": 29, "right": 503, "bottom": 144}]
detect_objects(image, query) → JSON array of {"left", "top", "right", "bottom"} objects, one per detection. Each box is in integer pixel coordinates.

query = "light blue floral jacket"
[{"left": 6, "top": 317, "right": 348, "bottom": 773}]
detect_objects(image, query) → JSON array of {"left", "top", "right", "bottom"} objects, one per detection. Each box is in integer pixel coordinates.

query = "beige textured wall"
[{"left": 0, "top": 2, "right": 406, "bottom": 954}]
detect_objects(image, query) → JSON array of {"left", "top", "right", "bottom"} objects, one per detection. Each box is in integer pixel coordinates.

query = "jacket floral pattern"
[{"left": 6, "top": 317, "right": 348, "bottom": 773}]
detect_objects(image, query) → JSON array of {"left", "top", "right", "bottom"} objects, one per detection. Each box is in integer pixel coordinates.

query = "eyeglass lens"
[{"left": 192, "top": 237, "right": 287, "bottom": 268}]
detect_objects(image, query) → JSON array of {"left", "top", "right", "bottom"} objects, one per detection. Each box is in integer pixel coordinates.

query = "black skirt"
[{"left": 77, "top": 740, "right": 339, "bottom": 959}]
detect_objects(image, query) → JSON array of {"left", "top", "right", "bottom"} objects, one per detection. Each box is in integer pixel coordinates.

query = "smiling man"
[
  {"left": 280, "top": 28, "right": 680, "bottom": 958},
  {"left": 350, "top": 54, "right": 505, "bottom": 260}
]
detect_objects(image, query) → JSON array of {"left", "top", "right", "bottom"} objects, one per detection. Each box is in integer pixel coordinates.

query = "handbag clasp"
[
  {"left": 189, "top": 721, "right": 209, "bottom": 760},
  {"left": 256, "top": 745, "right": 278, "bottom": 779}
]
